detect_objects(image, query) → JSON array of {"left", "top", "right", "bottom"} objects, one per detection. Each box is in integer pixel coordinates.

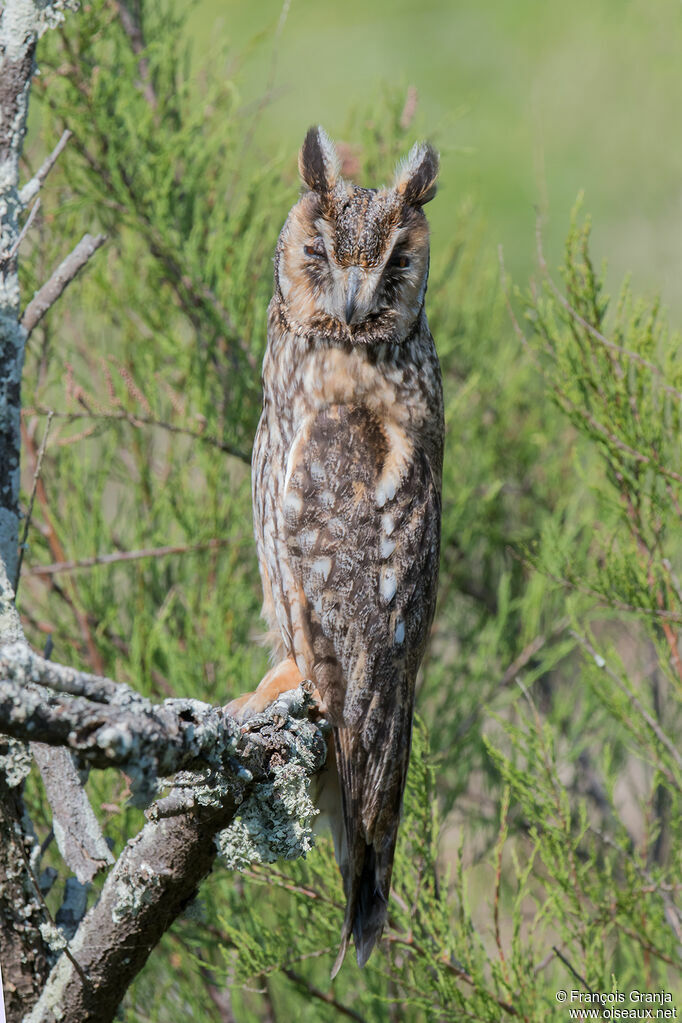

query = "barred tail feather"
[
  {"left": 353, "top": 843, "right": 390, "bottom": 967},
  {"left": 331, "top": 838, "right": 392, "bottom": 978}
]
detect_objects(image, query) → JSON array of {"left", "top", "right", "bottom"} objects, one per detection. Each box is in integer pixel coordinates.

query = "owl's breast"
[{"left": 264, "top": 318, "right": 438, "bottom": 435}]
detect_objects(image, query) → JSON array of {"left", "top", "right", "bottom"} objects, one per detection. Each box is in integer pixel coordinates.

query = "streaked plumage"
[{"left": 248, "top": 127, "right": 443, "bottom": 973}]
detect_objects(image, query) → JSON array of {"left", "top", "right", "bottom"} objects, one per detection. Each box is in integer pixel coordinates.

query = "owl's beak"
[{"left": 344, "top": 268, "right": 361, "bottom": 325}]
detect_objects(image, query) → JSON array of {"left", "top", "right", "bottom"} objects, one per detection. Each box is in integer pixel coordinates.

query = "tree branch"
[
  {"left": 1, "top": 537, "right": 329, "bottom": 1019},
  {"left": 15, "top": 408, "right": 52, "bottom": 592},
  {"left": 27, "top": 537, "right": 233, "bottom": 576},
  {"left": 0, "top": 655, "right": 241, "bottom": 796},
  {"left": 30, "top": 743, "right": 114, "bottom": 883},
  {"left": 0, "top": 5, "right": 69, "bottom": 1012},
  {"left": 114, "top": 1, "right": 156, "bottom": 109},
  {"left": 22, "top": 683, "right": 327, "bottom": 1023},
  {"left": 19, "top": 128, "right": 72, "bottom": 206},
  {"left": 1, "top": 196, "right": 40, "bottom": 266},
  {"left": 21, "top": 232, "right": 107, "bottom": 339},
  {"left": 25, "top": 405, "right": 252, "bottom": 464}
]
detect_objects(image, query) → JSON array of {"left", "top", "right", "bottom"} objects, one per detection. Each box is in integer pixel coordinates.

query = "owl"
[{"left": 232, "top": 126, "right": 443, "bottom": 975}]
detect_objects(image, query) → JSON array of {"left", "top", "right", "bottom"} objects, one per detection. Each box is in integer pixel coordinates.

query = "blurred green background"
[{"left": 190, "top": 0, "right": 682, "bottom": 314}]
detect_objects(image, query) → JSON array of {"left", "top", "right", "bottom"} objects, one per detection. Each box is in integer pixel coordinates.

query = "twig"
[
  {"left": 283, "top": 969, "right": 367, "bottom": 1023},
  {"left": 555, "top": 390, "right": 682, "bottom": 486},
  {"left": 14, "top": 410, "right": 53, "bottom": 593},
  {"left": 28, "top": 537, "right": 231, "bottom": 576},
  {"left": 493, "top": 786, "right": 511, "bottom": 986},
  {"left": 31, "top": 743, "right": 114, "bottom": 883},
  {"left": 552, "top": 946, "right": 590, "bottom": 990},
  {"left": 24, "top": 405, "right": 252, "bottom": 464},
  {"left": 383, "top": 933, "right": 522, "bottom": 1017},
  {"left": 114, "top": 1, "right": 156, "bottom": 108},
  {"left": 589, "top": 823, "right": 682, "bottom": 951},
  {"left": 197, "top": 963, "right": 238, "bottom": 1023},
  {"left": 532, "top": 947, "right": 557, "bottom": 976},
  {"left": 21, "top": 421, "right": 106, "bottom": 673},
  {"left": 510, "top": 548, "right": 682, "bottom": 623},
  {"left": 2, "top": 197, "right": 41, "bottom": 266},
  {"left": 399, "top": 85, "right": 418, "bottom": 131},
  {"left": 22, "top": 233, "right": 107, "bottom": 338},
  {"left": 572, "top": 631, "right": 682, "bottom": 774},
  {"left": 19, "top": 129, "right": 72, "bottom": 205},
  {"left": 455, "top": 619, "right": 570, "bottom": 741},
  {"left": 499, "top": 250, "right": 682, "bottom": 488},
  {"left": 501, "top": 621, "right": 569, "bottom": 687}
]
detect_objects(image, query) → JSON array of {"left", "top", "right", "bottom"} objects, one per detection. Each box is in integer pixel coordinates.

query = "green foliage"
[{"left": 17, "top": 2, "right": 682, "bottom": 1019}]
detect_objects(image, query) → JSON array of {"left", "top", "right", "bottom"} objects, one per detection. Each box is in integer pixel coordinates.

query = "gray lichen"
[
  {"left": 111, "top": 861, "right": 164, "bottom": 925},
  {"left": 216, "top": 761, "right": 319, "bottom": 869},
  {"left": 39, "top": 917, "right": 68, "bottom": 953},
  {"left": 0, "top": 736, "right": 31, "bottom": 786},
  {"left": 216, "top": 703, "right": 326, "bottom": 871}
]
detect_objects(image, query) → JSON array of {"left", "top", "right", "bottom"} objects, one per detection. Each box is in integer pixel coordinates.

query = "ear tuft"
[
  {"left": 393, "top": 142, "right": 439, "bottom": 206},
  {"left": 298, "top": 126, "right": 341, "bottom": 195}
]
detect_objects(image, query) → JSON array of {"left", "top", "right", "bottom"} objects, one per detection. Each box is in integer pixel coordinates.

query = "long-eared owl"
[{"left": 244, "top": 127, "right": 443, "bottom": 974}]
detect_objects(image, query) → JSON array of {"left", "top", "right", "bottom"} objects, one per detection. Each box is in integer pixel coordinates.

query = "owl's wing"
[{"left": 282, "top": 403, "right": 440, "bottom": 971}]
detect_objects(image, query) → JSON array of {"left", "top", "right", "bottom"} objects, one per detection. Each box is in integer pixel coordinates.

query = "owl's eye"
[
  {"left": 389, "top": 253, "right": 410, "bottom": 270},
  {"left": 303, "top": 239, "right": 326, "bottom": 259}
]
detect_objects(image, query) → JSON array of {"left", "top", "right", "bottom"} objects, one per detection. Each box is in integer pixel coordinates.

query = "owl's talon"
[
  {"left": 224, "top": 693, "right": 255, "bottom": 723},
  {"left": 224, "top": 658, "right": 324, "bottom": 724}
]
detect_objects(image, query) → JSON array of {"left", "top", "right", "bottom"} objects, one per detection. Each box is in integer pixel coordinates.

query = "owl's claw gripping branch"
[{"left": 225, "top": 657, "right": 326, "bottom": 722}]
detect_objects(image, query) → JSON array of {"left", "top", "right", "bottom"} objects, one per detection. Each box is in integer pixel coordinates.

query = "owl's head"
[{"left": 275, "top": 126, "right": 439, "bottom": 345}]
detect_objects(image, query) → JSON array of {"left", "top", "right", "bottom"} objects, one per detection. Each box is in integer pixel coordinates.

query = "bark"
[
  {"left": 0, "top": 557, "right": 50, "bottom": 1022},
  {"left": 1, "top": 3, "right": 80, "bottom": 583},
  {"left": 25, "top": 800, "right": 237, "bottom": 1023},
  {"left": 0, "top": 762, "right": 51, "bottom": 1023},
  {"left": 0, "top": 7, "right": 68, "bottom": 1013},
  {"left": 0, "top": 3, "right": 34, "bottom": 588},
  {"left": 30, "top": 744, "right": 114, "bottom": 884},
  {"left": 0, "top": 637, "right": 248, "bottom": 801}
]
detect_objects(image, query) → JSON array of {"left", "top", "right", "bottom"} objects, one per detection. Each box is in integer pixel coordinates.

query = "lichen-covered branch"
[
  {"left": 0, "top": 6, "right": 79, "bottom": 1016},
  {"left": 0, "top": 639, "right": 242, "bottom": 802},
  {"left": 23, "top": 688, "right": 327, "bottom": 1023},
  {"left": 30, "top": 744, "right": 114, "bottom": 883},
  {"left": 0, "top": 761, "right": 51, "bottom": 1023},
  {"left": 0, "top": 552, "right": 329, "bottom": 1023},
  {"left": 0, "top": 562, "right": 51, "bottom": 1021}
]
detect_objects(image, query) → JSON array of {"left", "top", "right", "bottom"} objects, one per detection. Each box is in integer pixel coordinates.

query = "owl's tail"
[
  {"left": 326, "top": 708, "right": 411, "bottom": 978},
  {"left": 331, "top": 840, "right": 393, "bottom": 978}
]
